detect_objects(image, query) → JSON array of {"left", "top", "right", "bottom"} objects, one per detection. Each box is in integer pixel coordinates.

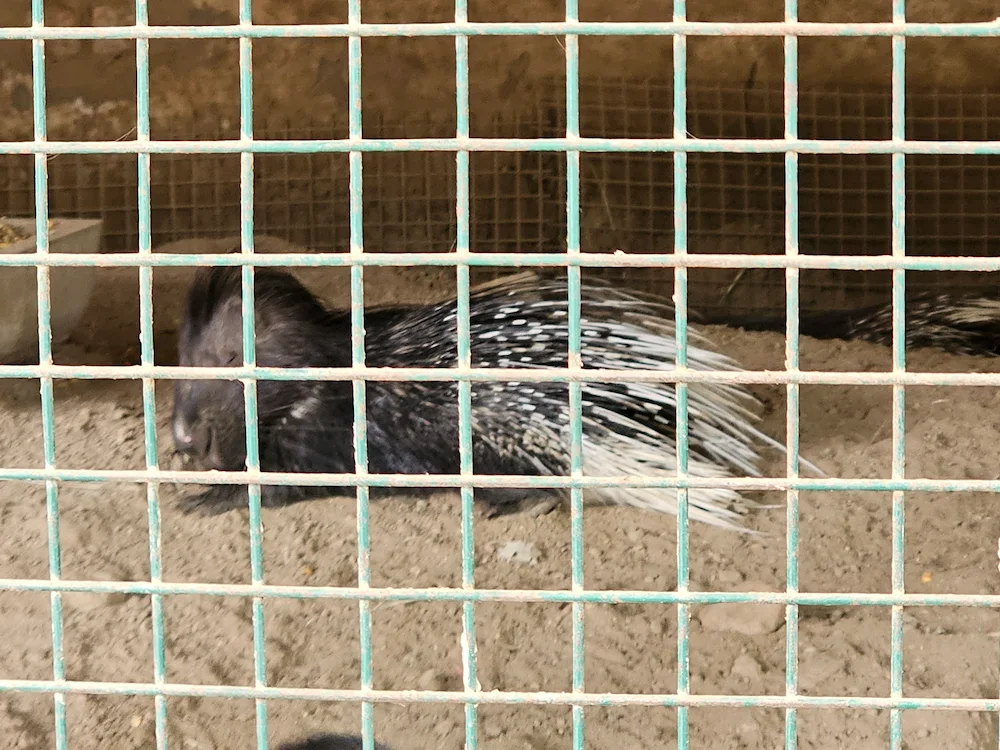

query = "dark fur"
[
  {"left": 708, "top": 291, "right": 1000, "bottom": 357},
  {"left": 276, "top": 734, "right": 391, "bottom": 750},
  {"left": 172, "top": 266, "right": 567, "bottom": 516}
]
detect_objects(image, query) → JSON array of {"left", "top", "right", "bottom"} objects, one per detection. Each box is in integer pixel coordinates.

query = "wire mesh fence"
[
  {"left": 2, "top": 3, "right": 1000, "bottom": 750},
  {"left": 4, "top": 79, "right": 1000, "bottom": 316}
]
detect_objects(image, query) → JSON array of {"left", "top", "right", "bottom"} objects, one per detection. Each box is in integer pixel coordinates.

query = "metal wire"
[
  {"left": 7, "top": 83, "right": 1000, "bottom": 317},
  {"left": 2, "top": 8, "right": 998, "bottom": 750}
]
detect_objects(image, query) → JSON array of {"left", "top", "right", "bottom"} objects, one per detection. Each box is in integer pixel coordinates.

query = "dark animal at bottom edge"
[
  {"left": 171, "top": 264, "right": 827, "bottom": 533},
  {"left": 276, "top": 734, "right": 390, "bottom": 750}
]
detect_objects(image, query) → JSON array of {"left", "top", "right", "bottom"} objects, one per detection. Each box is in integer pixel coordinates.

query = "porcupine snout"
[
  {"left": 170, "top": 379, "right": 244, "bottom": 471},
  {"left": 171, "top": 403, "right": 212, "bottom": 464}
]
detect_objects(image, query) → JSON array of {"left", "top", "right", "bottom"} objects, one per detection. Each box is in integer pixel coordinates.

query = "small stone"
[
  {"left": 648, "top": 618, "right": 664, "bottom": 635},
  {"left": 730, "top": 653, "right": 764, "bottom": 683},
  {"left": 497, "top": 540, "right": 540, "bottom": 565},
  {"left": 483, "top": 720, "right": 503, "bottom": 739},
  {"left": 416, "top": 668, "right": 448, "bottom": 692},
  {"left": 130, "top": 714, "right": 143, "bottom": 728},
  {"left": 697, "top": 581, "right": 785, "bottom": 636}
]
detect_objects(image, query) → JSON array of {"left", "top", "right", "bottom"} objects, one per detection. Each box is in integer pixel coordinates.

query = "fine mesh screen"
[{"left": 2, "top": 78, "right": 999, "bottom": 316}]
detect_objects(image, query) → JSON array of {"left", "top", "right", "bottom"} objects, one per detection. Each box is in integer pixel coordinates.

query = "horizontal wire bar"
[
  {"left": 2, "top": 252, "right": 999, "bottom": 272},
  {"left": 5, "top": 137, "right": 1000, "bottom": 155},
  {"left": 5, "top": 364, "right": 1000, "bottom": 388},
  {"left": 0, "top": 679, "right": 998, "bottom": 712},
  {"left": 0, "top": 250, "right": 1000, "bottom": 272},
  {"left": 3, "top": 467, "right": 1000, "bottom": 493},
  {"left": 2, "top": 579, "right": 1000, "bottom": 608},
  {"left": 0, "top": 21, "right": 999, "bottom": 40}
]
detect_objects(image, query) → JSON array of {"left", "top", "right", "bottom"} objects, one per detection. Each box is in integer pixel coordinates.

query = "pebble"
[
  {"left": 730, "top": 653, "right": 764, "bottom": 683},
  {"left": 497, "top": 540, "right": 540, "bottom": 565},
  {"left": 417, "top": 668, "right": 449, "bottom": 692},
  {"left": 648, "top": 618, "right": 664, "bottom": 635},
  {"left": 697, "top": 581, "right": 785, "bottom": 636},
  {"left": 483, "top": 720, "right": 503, "bottom": 739}
]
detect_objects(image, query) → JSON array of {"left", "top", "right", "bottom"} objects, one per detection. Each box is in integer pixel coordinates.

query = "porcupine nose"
[{"left": 172, "top": 413, "right": 210, "bottom": 460}]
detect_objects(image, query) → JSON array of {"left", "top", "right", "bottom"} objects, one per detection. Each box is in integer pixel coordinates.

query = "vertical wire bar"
[
  {"left": 30, "top": 2, "right": 67, "bottom": 747},
  {"left": 672, "top": 1, "right": 690, "bottom": 747},
  {"left": 564, "top": 3, "right": 585, "bottom": 749},
  {"left": 237, "top": 1, "right": 267, "bottom": 747},
  {"left": 134, "top": 1, "right": 168, "bottom": 747},
  {"left": 782, "top": 2, "right": 801, "bottom": 748},
  {"left": 454, "top": 2, "right": 479, "bottom": 748},
  {"left": 346, "top": 3, "right": 374, "bottom": 748},
  {"left": 889, "top": 1, "right": 907, "bottom": 747}
]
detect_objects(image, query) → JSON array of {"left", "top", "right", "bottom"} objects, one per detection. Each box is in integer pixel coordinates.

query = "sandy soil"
[{"left": 0, "top": 236, "right": 998, "bottom": 750}]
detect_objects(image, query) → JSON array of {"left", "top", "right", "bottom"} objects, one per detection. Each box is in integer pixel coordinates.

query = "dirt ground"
[{"left": 0, "top": 236, "right": 998, "bottom": 750}]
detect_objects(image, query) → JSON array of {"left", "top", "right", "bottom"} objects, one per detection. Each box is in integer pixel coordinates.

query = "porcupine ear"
[{"left": 185, "top": 263, "right": 241, "bottom": 333}]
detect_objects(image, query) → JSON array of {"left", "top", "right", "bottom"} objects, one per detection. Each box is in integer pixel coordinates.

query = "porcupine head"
[{"left": 171, "top": 266, "right": 353, "bottom": 482}]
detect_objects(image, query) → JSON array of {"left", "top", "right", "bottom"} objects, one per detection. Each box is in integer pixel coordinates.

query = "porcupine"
[
  {"left": 171, "top": 265, "right": 822, "bottom": 531},
  {"left": 709, "top": 291, "right": 1000, "bottom": 357}
]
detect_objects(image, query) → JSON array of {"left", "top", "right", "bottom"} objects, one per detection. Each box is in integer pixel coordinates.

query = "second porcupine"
[
  {"left": 710, "top": 292, "right": 1000, "bottom": 357},
  {"left": 171, "top": 265, "right": 822, "bottom": 531}
]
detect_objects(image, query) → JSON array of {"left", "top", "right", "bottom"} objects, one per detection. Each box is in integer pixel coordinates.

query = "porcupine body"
[
  {"left": 712, "top": 292, "right": 1000, "bottom": 357},
  {"left": 172, "top": 265, "right": 818, "bottom": 531}
]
